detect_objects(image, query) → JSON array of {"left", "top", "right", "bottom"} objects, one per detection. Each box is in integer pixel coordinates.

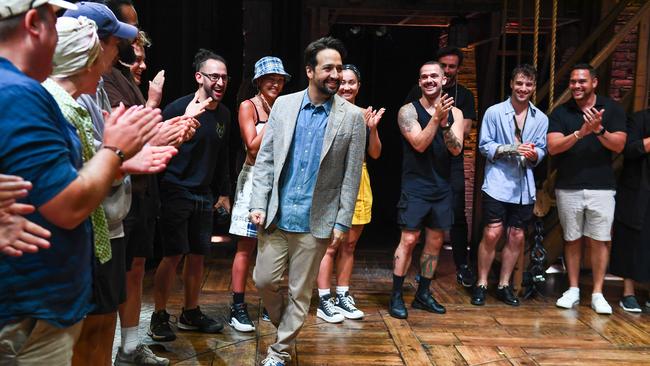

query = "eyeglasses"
[{"left": 200, "top": 72, "right": 230, "bottom": 83}]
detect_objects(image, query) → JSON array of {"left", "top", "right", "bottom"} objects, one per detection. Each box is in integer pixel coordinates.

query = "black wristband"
[
  {"left": 102, "top": 145, "right": 125, "bottom": 163},
  {"left": 441, "top": 124, "right": 451, "bottom": 131},
  {"left": 595, "top": 127, "right": 606, "bottom": 136}
]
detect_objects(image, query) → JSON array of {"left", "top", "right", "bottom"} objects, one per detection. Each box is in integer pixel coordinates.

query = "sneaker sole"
[
  {"left": 316, "top": 309, "right": 344, "bottom": 323},
  {"left": 591, "top": 305, "right": 613, "bottom": 315},
  {"left": 556, "top": 299, "right": 579, "bottom": 309},
  {"left": 333, "top": 305, "right": 364, "bottom": 319},
  {"left": 147, "top": 330, "right": 176, "bottom": 342},
  {"left": 230, "top": 317, "right": 256, "bottom": 332},
  {"left": 619, "top": 301, "right": 642, "bottom": 313},
  {"left": 177, "top": 322, "right": 224, "bottom": 333}
]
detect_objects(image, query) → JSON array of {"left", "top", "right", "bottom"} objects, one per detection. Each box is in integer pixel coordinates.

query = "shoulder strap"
[{"left": 247, "top": 99, "right": 260, "bottom": 123}]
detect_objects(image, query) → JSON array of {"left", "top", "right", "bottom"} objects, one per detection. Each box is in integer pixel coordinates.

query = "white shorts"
[
  {"left": 229, "top": 164, "right": 258, "bottom": 238},
  {"left": 555, "top": 189, "right": 615, "bottom": 242}
]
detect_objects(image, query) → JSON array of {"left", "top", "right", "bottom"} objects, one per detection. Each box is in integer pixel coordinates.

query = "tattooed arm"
[
  {"left": 398, "top": 103, "right": 439, "bottom": 153},
  {"left": 443, "top": 107, "right": 464, "bottom": 156}
]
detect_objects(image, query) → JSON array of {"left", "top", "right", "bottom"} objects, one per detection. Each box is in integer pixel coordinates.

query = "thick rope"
[
  {"left": 533, "top": 0, "right": 540, "bottom": 103},
  {"left": 549, "top": 0, "right": 558, "bottom": 110}
]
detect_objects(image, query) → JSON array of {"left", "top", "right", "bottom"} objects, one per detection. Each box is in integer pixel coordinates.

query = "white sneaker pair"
[{"left": 555, "top": 288, "right": 612, "bottom": 314}]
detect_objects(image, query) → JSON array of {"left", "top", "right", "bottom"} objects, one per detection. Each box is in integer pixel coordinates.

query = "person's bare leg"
[
  {"left": 71, "top": 312, "right": 117, "bottom": 366},
  {"left": 316, "top": 245, "right": 337, "bottom": 291},
  {"left": 153, "top": 255, "right": 182, "bottom": 311},
  {"left": 499, "top": 227, "right": 525, "bottom": 286},
  {"left": 183, "top": 254, "right": 205, "bottom": 309},
  {"left": 476, "top": 223, "right": 504, "bottom": 286},
  {"left": 623, "top": 278, "right": 635, "bottom": 297},
  {"left": 564, "top": 238, "right": 583, "bottom": 289},
  {"left": 393, "top": 230, "right": 421, "bottom": 276},
  {"left": 588, "top": 238, "right": 611, "bottom": 294},
  {"left": 336, "top": 225, "right": 364, "bottom": 286},
  {"left": 420, "top": 228, "right": 444, "bottom": 279},
  {"left": 119, "top": 257, "right": 146, "bottom": 328},
  {"left": 231, "top": 238, "right": 257, "bottom": 294}
]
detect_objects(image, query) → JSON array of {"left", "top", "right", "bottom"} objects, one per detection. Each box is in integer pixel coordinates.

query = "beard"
[{"left": 316, "top": 77, "right": 340, "bottom": 96}]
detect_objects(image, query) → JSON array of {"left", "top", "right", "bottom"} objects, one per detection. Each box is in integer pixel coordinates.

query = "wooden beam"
[
  {"left": 550, "top": 0, "right": 650, "bottom": 111},
  {"left": 633, "top": 7, "right": 650, "bottom": 111},
  {"left": 536, "top": 0, "right": 632, "bottom": 104}
]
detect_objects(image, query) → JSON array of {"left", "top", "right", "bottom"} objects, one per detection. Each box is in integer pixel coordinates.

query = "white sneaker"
[
  {"left": 591, "top": 293, "right": 612, "bottom": 315},
  {"left": 334, "top": 292, "right": 364, "bottom": 319},
  {"left": 316, "top": 294, "right": 345, "bottom": 323},
  {"left": 556, "top": 288, "right": 580, "bottom": 309}
]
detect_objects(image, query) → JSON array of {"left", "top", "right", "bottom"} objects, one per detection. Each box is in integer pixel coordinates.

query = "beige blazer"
[{"left": 250, "top": 89, "right": 366, "bottom": 239}]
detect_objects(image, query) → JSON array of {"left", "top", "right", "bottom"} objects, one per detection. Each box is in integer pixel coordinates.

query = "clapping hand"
[
  {"left": 364, "top": 106, "right": 386, "bottom": 130},
  {"left": 433, "top": 94, "right": 454, "bottom": 126},
  {"left": 184, "top": 91, "right": 213, "bottom": 119},
  {"left": 584, "top": 107, "right": 605, "bottom": 134}
]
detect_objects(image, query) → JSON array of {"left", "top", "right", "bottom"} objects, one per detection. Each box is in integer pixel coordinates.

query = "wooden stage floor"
[{"left": 113, "top": 242, "right": 650, "bottom": 365}]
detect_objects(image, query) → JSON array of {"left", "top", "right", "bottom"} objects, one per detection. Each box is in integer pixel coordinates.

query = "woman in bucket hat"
[{"left": 228, "top": 56, "right": 290, "bottom": 332}]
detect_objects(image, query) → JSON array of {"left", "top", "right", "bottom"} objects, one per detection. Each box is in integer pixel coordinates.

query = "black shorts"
[
  {"left": 159, "top": 184, "right": 214, "bottom": 256},
  {"left": 90, "top": 237, "right": 126, "bottom": 315},
  {"left": 123, "top": 191, "right": 157, "bottom": 271},
  {"left": 397, "top": 191, "right": 454, "bottom": 231},
  {"left": 482, "top": 193, "right": 534, "bottom": 229}
]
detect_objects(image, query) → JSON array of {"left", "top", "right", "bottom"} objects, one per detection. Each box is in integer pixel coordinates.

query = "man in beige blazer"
[{"left": 249, "top": 37, "right": 366, "bottom": 366}]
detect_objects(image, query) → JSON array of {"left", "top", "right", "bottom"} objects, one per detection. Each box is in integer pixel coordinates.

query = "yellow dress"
[{"left": 352, "top": 162, "right": 373, "bottom": 225}]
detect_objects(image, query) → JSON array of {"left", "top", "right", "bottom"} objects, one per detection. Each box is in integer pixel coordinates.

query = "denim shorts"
[{"left": 159, "top": 183, "right": 214, "bottom": 256}]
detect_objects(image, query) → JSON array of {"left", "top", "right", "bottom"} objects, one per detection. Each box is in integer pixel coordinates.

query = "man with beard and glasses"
[
  {"left": 548, "top": 63, "right": 627, "bottom": 315},
  {"left": 471, "top": 64, "right": 547, "bottom": 307},
  {"left": 405, "top": 47, "right": 477, "bottom": 287},
  {"left": 149, "top": 48, "right": 230, "bottom": 341},
  {"left": 249, "top": 36, "right": 366, "bottom": 366},
  {"left": 389, "top": 61, "right": 464, "bottom": 320}
]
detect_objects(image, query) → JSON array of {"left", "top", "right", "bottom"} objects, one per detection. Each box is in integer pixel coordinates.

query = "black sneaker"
[
  {"left": 412, "top": 290, "right": 446, "bottom": 314},
  {"left": 261, "top": 307, "right": 271, "bottom": 322},
  {"left": 456, "top": 265, "right": 476, "bottom": 288},
  {"left": 148, "top": 309, "right": 176, "bottom": 342},
  {"left": 619, "top": 295, "right": 642, "bottom": 313},
  {"left": 471, "top": 285, "right": 487, "bottom": 306},
  {"left": 316, "top": 294, "right": 345, "bottom": 323},
  {"left": 229, "top": 303, "right": 255, "bottom": 332},
  {"left": 496, "top": 285, "right": 520, "bottom": 306},
  {"left": 178, "top": 306, "right": 223, "bottom": 333},
  {"left": 388, "top": 292, "right": 408, "bottom": 319}
]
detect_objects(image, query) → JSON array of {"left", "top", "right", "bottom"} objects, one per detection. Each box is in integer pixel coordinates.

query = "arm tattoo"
[
  {"left": 398, "top": 105, "right": 417, "bottom": 134},
  {"left": 420, "top": 254, "right": 439, "bottom": 278},
  {"left": 443, "top": 128, "right": 462, "bottom": 151}
]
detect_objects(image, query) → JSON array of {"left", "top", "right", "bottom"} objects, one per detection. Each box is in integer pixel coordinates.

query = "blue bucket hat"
[{"left": 252, "top": 56, "right": 291, "bottom": 84}]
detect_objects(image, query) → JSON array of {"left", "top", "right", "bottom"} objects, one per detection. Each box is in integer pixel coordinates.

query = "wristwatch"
[
  {"left": 102, "top": 145, "right": 125, "bottom": 163},
  {"left": 595, "top": 127, "right": 606, "bottom": 136}
]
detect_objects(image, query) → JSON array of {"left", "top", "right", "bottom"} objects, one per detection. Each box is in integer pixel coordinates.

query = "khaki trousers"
[
  {"left": 253, "top": 229, "right": 328, "bottom": 363},
  {"left": 0, "top": 318, "right": 83, "bottom": 366}
]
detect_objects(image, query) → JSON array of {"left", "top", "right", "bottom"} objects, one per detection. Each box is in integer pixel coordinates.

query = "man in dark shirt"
[
  {"left": 390, "top": 61, "right": 464, "bottom": 320},
  {"left": 150, "top": 48, "right": 231, "bottom": 341},
  {"left": 405, "top": 46, "right": 477, "bottom": 286},
  {"left": 547, "top": 63, "right": 627, "bottom": 315}
]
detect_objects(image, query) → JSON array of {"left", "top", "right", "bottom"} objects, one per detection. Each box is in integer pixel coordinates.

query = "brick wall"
[
  {"left": 458, "top": 47, "right": 479, "bottom": 241},
  {"left": 608, "top": 1, "right": 642, "bottom": 101}
]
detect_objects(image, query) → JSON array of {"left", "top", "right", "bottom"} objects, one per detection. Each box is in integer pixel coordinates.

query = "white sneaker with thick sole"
[
  {"left": 316, "top": 294, "right": 345, "bottom": 323},
  {"left": 556, "top": 288, "right": 580, "bottom": 309},
  {"left": 334, "top": 292, "right": 364, "bottom": 319},
  {"left": 591, "top": 293, "right": 613, "bottom": 315}
]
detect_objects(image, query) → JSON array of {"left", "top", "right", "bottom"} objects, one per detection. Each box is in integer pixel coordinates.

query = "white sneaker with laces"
[
  {"left": 316, "top": 294, "right": 344, "bottom": 323},
  {"left": 556, "top": 288, "right": 580, "bottom": 309},
  {"left": 261, "top": 356, "right": 285, "bottom": 366},
  {"left": 334, "top": 292, "right": 364, "bottom": 319},
  {"left": 591, "top": 293, "right": 612, "bottom": 315}
]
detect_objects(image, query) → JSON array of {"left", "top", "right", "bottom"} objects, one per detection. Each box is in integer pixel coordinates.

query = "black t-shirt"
[
  {"left": 548, "top": 95, "right": 627, "bottom": 190},
  {"left": 161, "top": 94, "right": 231, "bottom": 194},
  {"left": 405, "top": 82, "right": 476, "bottom": 121},
  {"left": 401, "top": 100, "right": 453, "bottom": 200}
]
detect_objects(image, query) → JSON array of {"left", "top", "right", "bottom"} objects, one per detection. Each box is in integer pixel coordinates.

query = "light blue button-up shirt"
[
  {"left": 277, "top": 92, "right": 332, "bottom": 233},
  {"left": 479, "top": 98, "right": 548, "bottom": 205}
]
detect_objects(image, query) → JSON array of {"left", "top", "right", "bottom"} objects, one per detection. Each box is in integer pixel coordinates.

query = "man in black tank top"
[{"left": 389, "top": 61, "right": 465, "bottom": 319}]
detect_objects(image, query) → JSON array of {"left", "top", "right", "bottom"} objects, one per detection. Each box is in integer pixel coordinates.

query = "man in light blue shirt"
[
  {"left": 249, "top": 37, "right": 366, "bottom": 366},
  {"left": 472, "top": 64, "right": 548, "bottom": 307}
]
